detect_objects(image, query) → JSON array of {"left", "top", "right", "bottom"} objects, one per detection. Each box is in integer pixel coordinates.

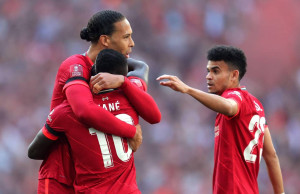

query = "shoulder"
[
  {"left": 222, "top": 88, "right": 243, "bottom": 101},
  {"left": 48, "top": 102, "right": 73, "bottom": 125},
  {"left": 127, "top": 77, "right": 147, "bottom": 91},
  {"left": 59, "top": 54, "right": 90, "bottom": 71}
]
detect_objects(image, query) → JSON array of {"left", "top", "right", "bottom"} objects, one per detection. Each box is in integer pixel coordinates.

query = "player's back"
[{"left": 47, "top": 89, "right": 140, "bottom": 193}]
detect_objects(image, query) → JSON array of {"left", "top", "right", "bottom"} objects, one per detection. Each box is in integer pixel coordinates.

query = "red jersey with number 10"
[
  {"left": 213, "top": 87, "right": 266, "bottom": 194},
  {"left": 43, "top": 88, "right": 141, "bottom": 193}
]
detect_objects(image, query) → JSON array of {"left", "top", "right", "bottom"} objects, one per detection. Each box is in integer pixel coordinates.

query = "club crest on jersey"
[{"left": 70, "top": 64, "right": 83, "bottom": 77}]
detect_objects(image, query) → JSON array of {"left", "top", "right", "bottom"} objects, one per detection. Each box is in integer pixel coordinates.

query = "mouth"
[
  {"left": 207, "top": 83, "right": 214, "bottom": 89},
  {"left": 125, "top": 50, "right": 131, "bottom": 58}
]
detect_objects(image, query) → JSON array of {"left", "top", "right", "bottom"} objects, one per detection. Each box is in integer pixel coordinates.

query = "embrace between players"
[{"left": 28, "top": 10, "right": 285, "bottom": 194}]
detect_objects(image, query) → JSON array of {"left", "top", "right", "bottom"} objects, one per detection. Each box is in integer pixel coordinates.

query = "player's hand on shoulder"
[
  {"left": 128, "top": 124, "right": 142, "bottom": 152},
  {"left": 89, "top": 73, "right": 124, "bottom": 94}
]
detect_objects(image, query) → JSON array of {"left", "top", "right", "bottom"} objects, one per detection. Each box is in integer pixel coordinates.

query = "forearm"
[
  {"left": 28, "top": 129, "right": 55, "bottom": 160},
  {"left": 66, "top": 85, "right": 136, "bottom": 138},
  {"left": 264, "top": 154, "right": 284, "bottom": 193},
  {"left": 121, "top": 77, "right": 161, "bottom": 124},
  {"left": 186, "top": 87, "right": 236, "bottom": 116}
]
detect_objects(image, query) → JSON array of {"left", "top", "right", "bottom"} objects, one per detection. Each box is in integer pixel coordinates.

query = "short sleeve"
[{"left": 222, "top": 90, "right": 243, "bottom": 118}]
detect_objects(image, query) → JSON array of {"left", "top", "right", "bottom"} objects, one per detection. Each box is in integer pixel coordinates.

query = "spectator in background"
[{"left": 157, "top": 45, "right": 284, "bottom": 194}]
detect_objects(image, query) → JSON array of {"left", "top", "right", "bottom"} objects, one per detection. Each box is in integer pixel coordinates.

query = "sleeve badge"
[{"left": 70, "top": 64, "right": 83, "bottom": 77}]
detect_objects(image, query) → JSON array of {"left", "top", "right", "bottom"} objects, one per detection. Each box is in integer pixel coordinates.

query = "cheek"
[
  {"left": 115, "top": 41, "right": 127, "bottom": 51},
  {"left": 215, "top": 76, "right": 227, "bottom": 87}
]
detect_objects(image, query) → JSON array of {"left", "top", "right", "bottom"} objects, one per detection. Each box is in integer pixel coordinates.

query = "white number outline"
[
  {"left": 89, "top": 114, "right": 134, "bottom": 168},
  {"left": 243, "top": 115, "right": 265, "bottom": 163}
]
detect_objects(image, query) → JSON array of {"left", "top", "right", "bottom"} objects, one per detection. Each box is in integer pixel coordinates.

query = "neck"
[{"left": 86, "top": 44, "right": 105, "bottom": 63}]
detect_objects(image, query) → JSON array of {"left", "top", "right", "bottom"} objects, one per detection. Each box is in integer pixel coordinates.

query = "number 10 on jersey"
[{"left": 89, "top": 114, "right": 134, "bottom": 168}]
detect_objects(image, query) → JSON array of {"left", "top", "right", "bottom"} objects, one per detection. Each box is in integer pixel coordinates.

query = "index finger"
[{"left": 156, "top": 74, "right": 173, "bottom": 81}]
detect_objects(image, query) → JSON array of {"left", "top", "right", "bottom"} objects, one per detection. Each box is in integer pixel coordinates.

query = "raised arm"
[
  {"left": 262, "top": 127, "right": 285, "bottom": 193},
  {"left": 157, "top": 74, "right": 238, "bottom": 116}
]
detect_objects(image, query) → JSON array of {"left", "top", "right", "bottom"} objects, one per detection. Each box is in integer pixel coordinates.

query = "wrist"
[{"left": 120, "top": 76, "right": 128, "bottom": 89}]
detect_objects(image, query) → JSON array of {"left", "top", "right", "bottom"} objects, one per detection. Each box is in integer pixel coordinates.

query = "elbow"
[
  {"left": 27, "top": 148, "right": 34, "bottom": 159},
  {"left": 73, "top": 106, "right": 90, "bottom": 122},
  {"left": 263, "top": 150, "right": 279, "bottom": 164},
  {"left": 148, "top": 111, "right": 162, "bottom": 124},
  {"left": 28, "top": 147, "right": 42, "bottom": 160}
]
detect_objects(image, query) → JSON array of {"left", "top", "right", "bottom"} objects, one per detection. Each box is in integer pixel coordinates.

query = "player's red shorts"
[{"left": 38, "top": 178, "right": 74, "bottom": 194}]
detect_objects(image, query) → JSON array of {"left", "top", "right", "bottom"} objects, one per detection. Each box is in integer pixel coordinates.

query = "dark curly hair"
[
  {"left": 207, "top": 45, "right": 247, "bottom": 81},
  {"left": 91, "top": 49, "right": 127, "bottom": 76}
]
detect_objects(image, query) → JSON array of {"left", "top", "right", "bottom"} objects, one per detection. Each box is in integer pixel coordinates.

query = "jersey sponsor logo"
[
  {"left": 228, "top": 91, "right": 242, "bottom": 101},
  {"left": 130, "top": 78, "right": 143, "bottom": 88},
  {"left": 254, "top": 101, "right": 263, "bottom": 112},
  {"left": 70, "top": 64, "right": 83, "bottom": 77},
  {"left": 102, "top": 97, "right": 109, "bottom": 101},
  {"left": 214, "top": 125, "right": 220, "bottom": 137}
]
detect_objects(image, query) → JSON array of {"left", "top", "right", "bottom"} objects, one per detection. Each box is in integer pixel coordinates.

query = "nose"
[
  {"left": 206, "top": 72, "right": 212, "bottom": 80},
  {"left": 129, "top": 37, "right": 135, "bottom": 47}
]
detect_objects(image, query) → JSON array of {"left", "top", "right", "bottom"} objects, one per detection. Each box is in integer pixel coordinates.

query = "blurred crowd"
[{"left": 1, "top": 0, "right": 300, "bottom": 193}]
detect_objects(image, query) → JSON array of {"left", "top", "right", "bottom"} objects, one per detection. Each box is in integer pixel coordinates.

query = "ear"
[
  {"left": 231, "top": 70, "right": 240, "bottom": 81},
  {"left": 98, "top": 35, "right": 110, "bottom": 47}
]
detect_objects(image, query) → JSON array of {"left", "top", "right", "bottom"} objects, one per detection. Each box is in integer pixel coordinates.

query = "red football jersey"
[
  {"left": 213, "top": 87, "right": 266, "bottom": 194},
  {"left": 50, "top": 53, "right": 93, "bottom": 109},
  {"left": 43, "top": 89, "right": 141, "bottom": 193},
  {"left": 39, "top": 53, "right": 93, "bottom": 186}
]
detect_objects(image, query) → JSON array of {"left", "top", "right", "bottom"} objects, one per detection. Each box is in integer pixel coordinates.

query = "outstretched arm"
[
  {"left": 262, "top": 127, "right": 284, "bottom": 193},
  {"left": 157, "top": 74, "right": 238, "bottom": 116}
]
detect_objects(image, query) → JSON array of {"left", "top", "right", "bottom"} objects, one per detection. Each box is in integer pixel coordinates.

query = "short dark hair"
[
  {"left": 207, "top": 45, "right": 247, "bottom": 80},
  {"left": 91, "top": 49, "right": 128, "bottom": 76},
  {"left": 80, "top": 10, "right": 125, "bottom": 43}
]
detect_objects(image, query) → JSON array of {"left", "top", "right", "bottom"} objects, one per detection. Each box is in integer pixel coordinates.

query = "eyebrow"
[{"left": 207, "top": 66, "right": 220, "bottom": 71}]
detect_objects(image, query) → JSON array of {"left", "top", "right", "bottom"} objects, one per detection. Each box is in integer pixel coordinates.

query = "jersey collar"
[{"left": 83, "top": 52, "right": 94, "bottom": 65}]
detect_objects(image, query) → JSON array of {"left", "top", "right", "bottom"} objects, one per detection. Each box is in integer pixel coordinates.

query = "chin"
[{"left": 208, "top": 90, "right": 218, "bottom": 95}]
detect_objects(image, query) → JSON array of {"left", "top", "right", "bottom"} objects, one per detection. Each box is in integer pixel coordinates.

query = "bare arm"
[
  {"left": 157, "top": 74, "right": 238, "bottom": 116},
  {"left": 262, "top": 127, "right": 284, "bottom": 193},
  {"left": 28, "top": 129, "right": 56, "bottom": 160}
]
